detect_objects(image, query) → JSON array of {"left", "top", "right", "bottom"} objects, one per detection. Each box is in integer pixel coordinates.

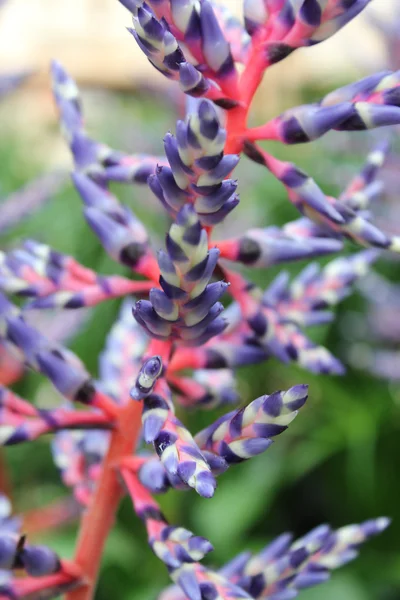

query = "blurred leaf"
[
  {"left": 193, "top": 454, "right": 282, "bottom": 558},
  {"left": 300, "top": 574, "right": 368, "bottom": 600}
]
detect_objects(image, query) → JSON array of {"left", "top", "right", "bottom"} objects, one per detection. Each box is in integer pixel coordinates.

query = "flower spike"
[
  {"left": 250, "top": 145, "right": 400, "bottom": 252},
  {"left": 135, "top": 204, "right": 228, "bottom": 344},
  {"left": 121, "top": 467, "right": 213, "bottom": 568},
  {"left": 51, "top": 60, "right": 161, "bottom": 183},
  {"left": 339, "top": 140, "right": 389, "bottom": 206},
  {"left": 0, "top": 240, "right": 152, "bottom": 310},
  {"left": 0, "top": 386, "right": 112, "bottom": 446},
  {"left": 1, "top": 1, "right": 394, "bottom": 597},
  {"left": 195, "top": 385, "right": 308, "bottom": 464},
  {"left": 233, "top": 517, "right": 391, "bottom": 598},
  {"left": 141, "top": 390, "right": 217, "bottom": 498},
  {"left": 0, "top": 298, "right": 117, "bottom": 417},
  {"left": 216, "top": 226, "right": 342, "bottom": 267},
  {"left": 278, "top": 140, "right": 390, "bottom": 244},
  {"left": 128, "top": 3, "right": 185, "bottom": 79},
  {"left": 226, "top": 251, "right": 377, "bottom": 374},
  {"left": 131, "top": 355, "right": 163, "bottom": 400},
  {"left": 248, "top": 70, "right": 400, "bottom": 145},
  {"left": 149, "top": 99, "right": 240, "bottom": 225},
  {"left": 170, "top": 562, "right": 252, "bottom": 600},
  {"left": 159, "top": 517, "right": 389, "bottom": 600},
  {"left": 0, "top": 493, "right": 81, "bottom": 597},
  {"left": 243, "top": 0, "right": 372, "bottom": 75},
  {"left": 211, "top": 2, "right": 250, "bottom": 64},
  {"left": 200, "top": 1, "right": 236, "bottom": 79},
  {"left": 72, "top": 173, "right": 159, "bottom": 278},
  {"left": 121, "top": 0, "right": 240, "bottom": 100}
]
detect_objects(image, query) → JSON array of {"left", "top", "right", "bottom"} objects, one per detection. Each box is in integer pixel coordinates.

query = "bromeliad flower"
[
  {"left": 0, "top": 493, "right": 81, "bottom": 598},
  {"left": 0, "top": 1, "right": 396, "bottom": 599},
  {"left": 51, "top": 60, "right": 163, "bottom": 185},
  {"left": 158, "top": 517, "right": 390, "bottom": 600}
]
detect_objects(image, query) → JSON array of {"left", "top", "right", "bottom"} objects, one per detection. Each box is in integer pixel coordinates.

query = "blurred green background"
[{"left": 1, "top": 56, "right": 400, "bottom": 600}]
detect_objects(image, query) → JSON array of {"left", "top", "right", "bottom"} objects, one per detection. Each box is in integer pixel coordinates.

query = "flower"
[{"left": 0, "top": 1, "right": 395, "bottom": 598}]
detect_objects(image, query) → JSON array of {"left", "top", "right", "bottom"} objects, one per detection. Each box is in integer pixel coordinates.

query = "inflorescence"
[{"left": 0, "top": 1, "right": 397, "bottom": 599}]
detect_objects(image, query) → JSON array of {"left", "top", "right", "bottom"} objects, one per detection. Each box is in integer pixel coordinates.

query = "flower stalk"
[{"left": 66, "top": 399, "right": 143, "bottom": 600}]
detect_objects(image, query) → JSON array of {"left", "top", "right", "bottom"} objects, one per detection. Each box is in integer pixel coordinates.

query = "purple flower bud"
[
  {"left": 72, "top": 173, "right": 114, "bottom": 210},
  {"left": 200, "top": 1, "right": 235, "bottom": 77},
  {"left": 179, "top": 63, "right": 210, "bottom": 97},
  {"left": 36, "top": 350, "right": 90, "bottom": 402},
  {"left": 131, "top": 356, "right": 163, "bottom": 400},
  {"left": 244, "top": 0, "right": 269, "bottom": 35},
  {"left": 142, "top": 394, "right": 170, "bottom": 443},
  {"left": 21, "top": 545, "right": 60, "bottom": 576},
  {"left": 138, "top": 456, "right": 169, "bottom": 493}
]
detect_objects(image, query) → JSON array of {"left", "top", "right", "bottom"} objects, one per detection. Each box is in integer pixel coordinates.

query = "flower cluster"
[
  {"left": 0, "top": 493, "right": 80, "bottom": 598},
  {"left": 333, "top": 8, "right": 400, "bottom": 381},
  {"left": 0, "top": 1, "right": 396, "bottom": 599},
  {"left": 160, "top": 517, "right": 389, "bottom": 600}
]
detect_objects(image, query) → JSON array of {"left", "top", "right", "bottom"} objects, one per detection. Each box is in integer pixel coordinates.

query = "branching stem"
[{"left": 66, "top": 399, "right": 143, "bottom": 600}]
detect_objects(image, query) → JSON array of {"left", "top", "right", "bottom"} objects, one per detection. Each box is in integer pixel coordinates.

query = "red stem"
[
  {"left": 240, "top": 29, "right": 271, "bottom": 108},
  {"left": 52, "top": 410, "right": 113, "bottom": 431},
  {"left": 220, "top": 266, "right": 258, "bottom": 317},
  {"left": 225, "top": 104, "right": 248, "bottom": 154},
  {"left": 120, "top": 466, "right": 157, "bottom": 513},
  {"left": 14, "top": 563, "right": 81, "bottom": 598},
  {"left": 136, "top": 254, "right": 161, "bottom": 282},
  {"left": 92, "top": 390, "right": 120, "bottom": 419},
  {"left": 213, "top": 240, "right": 238, "bottom": 261},
  {"left": 66, "top": 399, "right": 143, "bottom": 600},
  {"left": 168, "top": 348, "right": 205, "bottom": 373},
  {"left": 147, "top": 339, "right": 172, "bottom": 364},
  {"left": 245, "top": 121, "right": 280, "bottom": 142},
  {"left": 224, "top": 33, "right": 274, "bottom": 154}
]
